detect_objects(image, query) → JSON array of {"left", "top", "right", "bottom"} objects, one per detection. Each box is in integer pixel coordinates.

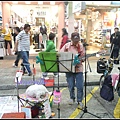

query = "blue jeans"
[
  {"left": 20, "top": 51, "right": 32, "bottom": 74},
  {"left": 66, "top": 72, "right": 84, "bottom": 102}
]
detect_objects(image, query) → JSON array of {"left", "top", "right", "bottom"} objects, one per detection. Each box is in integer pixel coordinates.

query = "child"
[{"left": 42, "top": 32, "right": 58, "bottom": 77}]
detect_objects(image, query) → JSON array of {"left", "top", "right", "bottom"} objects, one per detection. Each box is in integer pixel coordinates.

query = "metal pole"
[
  {"left": 16, "top": 77, "right": 19, "bottom": 112},
  {"left": 86, "top": 9, "right": 89, "bottom": 44}
]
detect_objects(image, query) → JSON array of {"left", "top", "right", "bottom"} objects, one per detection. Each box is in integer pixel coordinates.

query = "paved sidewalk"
[
  {"left": 0, "top": 50, "right": 118, "bottom": 90},
  {"left": 0, "top": 50, "right": 120, "bottom": 119}
]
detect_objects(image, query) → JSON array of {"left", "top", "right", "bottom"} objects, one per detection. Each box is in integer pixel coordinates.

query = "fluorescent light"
[
  {"left": 25, "top": 1, "right": 31, "bottom": 4},
  {"left": 38, "top": 1, "right": 43, "bottom": 4},
  {"left": 50, "top": 1, "right": 55, "bottom": 5},
  {"left": 12, "top": 1, "right": 18, "bottom": 4}
]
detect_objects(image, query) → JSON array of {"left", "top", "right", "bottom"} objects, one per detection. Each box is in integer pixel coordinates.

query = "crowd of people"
[
  {"left": 2, "top": 21, "right": 120, "bottom": 109},
  {"left": 3, "top": 22, "right": 108, "bottom": 109}
]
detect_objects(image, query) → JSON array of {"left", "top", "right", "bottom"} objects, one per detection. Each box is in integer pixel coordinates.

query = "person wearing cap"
[
  {"left": 110, "top": 27, "right": 120, "bottom": 64},
  {"left": 60, "top": 32, "right": 85, "bottom": 108}
]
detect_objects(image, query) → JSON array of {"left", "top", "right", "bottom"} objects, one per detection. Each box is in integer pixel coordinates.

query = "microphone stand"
[{"left": 79, "top": 43, "right": 101, "bottom": 118}]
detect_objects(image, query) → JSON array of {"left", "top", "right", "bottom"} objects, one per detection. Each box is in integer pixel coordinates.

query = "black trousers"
[
  {"left": 113, "top": 48, "right": 119, "bottom": 59},
  {"left": 110, "top": 45, "right": 119, "bottom": 59}
]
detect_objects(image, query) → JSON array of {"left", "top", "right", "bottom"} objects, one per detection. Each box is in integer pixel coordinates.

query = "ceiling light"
[
  {"left": 12, "top": 1, "right": 18, "bottom": 4},
  {"left": 38, "top": 1, "right": 43, "bottom": 4},
  {"left": 76, "top": 12, "right": 80, "bottom": 16},
  {"left": 50, "top": 1, "right": 55, "bottom": 5},
  {"left": 25, "top": 1, "right": 31, "bottom": 4}
]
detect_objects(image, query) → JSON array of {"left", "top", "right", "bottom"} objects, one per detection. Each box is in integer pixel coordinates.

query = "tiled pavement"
[{"left": 0, "top": 47, "right": 120, "bottom": 118}]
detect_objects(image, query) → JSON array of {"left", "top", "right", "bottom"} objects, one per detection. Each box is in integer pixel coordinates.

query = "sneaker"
[
  {"left": 28, "top": 73, "right": 32, "bottom": 76},
  {"left": 12, "top": 63, "right": 17, "bottom": 68},
  {"left": 68, "top": 99, "right": 75, "bottom": 105},
  {"left": 77, "top": 102, "right": 84, "bottom": 109}
]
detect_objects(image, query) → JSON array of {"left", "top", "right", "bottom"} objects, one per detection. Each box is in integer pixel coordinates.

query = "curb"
[{"left": 0, "top": 81, "right": 100, "bottom": 90}]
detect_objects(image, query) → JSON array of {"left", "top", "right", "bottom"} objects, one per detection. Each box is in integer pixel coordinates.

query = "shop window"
[{"left": 36, "top": 17, "right": 45, "bottom": 26}]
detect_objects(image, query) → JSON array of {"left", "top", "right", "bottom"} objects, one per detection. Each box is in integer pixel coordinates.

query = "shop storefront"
[
  {"left": 73, "top": 2, "right": 120, "bottom": 49},
  {"left": 1, "top": 1, "right": 65, "bottom": 50}
]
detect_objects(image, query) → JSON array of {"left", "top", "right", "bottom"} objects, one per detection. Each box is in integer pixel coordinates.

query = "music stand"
[
  {"left": 79, "top": 43, "right": 101, "bottom": 118},
  {"left": 39, "top": 52, "right": 74, "bottom": 118}
]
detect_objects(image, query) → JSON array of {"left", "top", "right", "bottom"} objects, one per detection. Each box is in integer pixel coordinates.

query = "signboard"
[
  {"left": 111, "top": 1, "right": 120, "bottom": 5},
  {"left": 73, "top": 1, "right": 81, "bottom": 13},
  {"left": 103, "top": 12, "right": 115, "bottom": 27},
  {"left": 85, "top": 1, "right": 111, "bottom": 5}
]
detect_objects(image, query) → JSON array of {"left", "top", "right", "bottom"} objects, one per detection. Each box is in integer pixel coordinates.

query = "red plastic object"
[
  {"left": 33, "top": 68, "right": 36, "bottom": 75},
  {"left": 44, "top": 79, "right": 54, "bottom": 87},
  {"left": 2, "top": 112, "right": 26, "bottom": 118}
]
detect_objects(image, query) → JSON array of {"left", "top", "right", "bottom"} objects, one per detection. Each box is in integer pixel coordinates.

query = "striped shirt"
[{"left": 16, "top": 30, "right": 30, "bottom": 51}]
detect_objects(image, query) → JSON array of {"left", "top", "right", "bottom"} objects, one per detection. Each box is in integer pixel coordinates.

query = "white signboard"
[
  {"left": 0, "top": 96, "right": 21, "bottom": 118},
  {"left": 73, "top": 1, "right": 81, "bottom": 13},
  {"left": 85, "top": 1, "right": 111, "bottom": 5},
  {"left": 15, "top": 70, "right": 23, "bottom": 83},
  {"left": 58, "top": 52, "right": 75, "bottom": 73}
]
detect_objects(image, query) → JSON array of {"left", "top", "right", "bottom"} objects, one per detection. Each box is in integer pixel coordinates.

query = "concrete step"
[{"left": 0, "top": 81, "right": 100, "bottom": 90}]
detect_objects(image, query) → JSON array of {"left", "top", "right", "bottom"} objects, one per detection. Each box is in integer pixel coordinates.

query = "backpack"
[
  {"left": 100, "top": 75, "right": 114, "bottom": 102},
  {"left": 97, "top": 58, "right": 107, "bottom": 73}
]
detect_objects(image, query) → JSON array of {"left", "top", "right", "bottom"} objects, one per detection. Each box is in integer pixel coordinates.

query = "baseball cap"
[{"left": 71, "top": 32, "right": 80, "bottom": 41}]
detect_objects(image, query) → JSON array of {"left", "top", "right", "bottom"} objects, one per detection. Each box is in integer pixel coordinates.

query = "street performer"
[{"left": 59, "top": 32, "right": 85, "bottom": 109}]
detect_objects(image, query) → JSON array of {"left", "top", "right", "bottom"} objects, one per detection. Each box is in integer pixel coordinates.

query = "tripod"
[{"left": 80, "top": 43, "right": 101, "bottom": 118}]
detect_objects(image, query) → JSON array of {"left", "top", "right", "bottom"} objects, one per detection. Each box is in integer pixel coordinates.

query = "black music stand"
[
  {"left": 79, "top": 43, "right": 101, "bottom": 118},
  {"left": 32, "top": 64, "right": 35, "bottom": 84},
  {"left": 39, "top": 52, "right": 74, "bottom": 118}
]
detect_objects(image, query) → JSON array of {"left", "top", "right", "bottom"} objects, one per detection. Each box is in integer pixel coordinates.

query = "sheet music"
[{"left": 58, "top": 52, "right": 75, "bottom": 72}]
